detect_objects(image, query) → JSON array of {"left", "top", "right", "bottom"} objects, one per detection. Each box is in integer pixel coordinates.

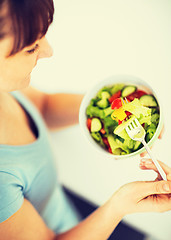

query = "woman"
[{"left": 0, "top": 0, "right": 171, "bottom": 239}]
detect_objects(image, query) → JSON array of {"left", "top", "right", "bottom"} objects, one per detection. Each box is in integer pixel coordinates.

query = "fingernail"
[
  {"left": 141, "top": 158, "right": 150, "bottom": 162},
  {"left": 163, "top": 183, "right": 170, "bottom": 192},
  {"left": 145, "top": 160, "right": 152, "bottom": 165},
  {"left": 167, "top": 173, "right": 171, "bottom": 180},
  {"left": 141, "top": 159, "right": 146, "bottom": 162}
]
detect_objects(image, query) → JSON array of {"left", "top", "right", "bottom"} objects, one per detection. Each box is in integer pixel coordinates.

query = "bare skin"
[{"left": 0, "top": 3, "right": 171, "bottom": 240}]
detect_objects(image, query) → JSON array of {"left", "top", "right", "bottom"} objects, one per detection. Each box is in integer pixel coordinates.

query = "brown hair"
[{"left": 0, "top": 0, "right": 54, "bottom": 56}]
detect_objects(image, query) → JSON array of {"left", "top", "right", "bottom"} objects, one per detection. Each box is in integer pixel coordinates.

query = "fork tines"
[{"left": 121, "top": 97, "right": 129, "bottom": 104}]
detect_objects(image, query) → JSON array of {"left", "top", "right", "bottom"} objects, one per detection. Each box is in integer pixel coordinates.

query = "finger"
[
  {"left": 140, "top": 159, "right": 158, "bottom": 172},
  {"left": 140, "top": 159, "right": 171, "bottom": 180},
  {"left": 140, "top": 151, "right": 147, "bottom": 157},
  {"left": 158, "top": 125, "right": 164, "bottom": 139},
  {"left": 140, "top": 159, "right": 171, "bottom": 174},
  {"left": 136, "top": 181, "right": 171, "bottom": 200},
  {"left": 139, "top": 162, "right": 162, "bottom": 180}
]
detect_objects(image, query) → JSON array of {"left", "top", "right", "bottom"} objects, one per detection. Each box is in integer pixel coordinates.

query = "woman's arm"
[
  {"left": 55, "top": 198, "right": 123, "bottom": 240},
  {"left": 20, "top": 86, "right": 84, "bottom": 130},
  {"left": 54, "top": 177, "right": 171, "bottom": 240},
  {"left": 1, "top": 167, "right": 171, "bottom": 240},
  {"left": 0, "top": 199, "right": 55, "bottom": 240},
  {"left": 42, "top": 93, "right": 83, "bottom": 130},
  {"left": 0, "top": 193, "right": 123, "bottom": 240}
]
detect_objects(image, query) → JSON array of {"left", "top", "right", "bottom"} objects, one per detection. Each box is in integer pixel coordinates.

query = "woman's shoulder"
[
  {"left": 20, "top": 86, "right": 47, "bottom": 114},
  {"left": 0, "top": 93, "right": 17, "bottom": 144},
  {"left": 0, "top": 170, "right": 24, "bottom": 224},
  {"left": 0, "top": 92, "right": 38, "bottom": 145}
]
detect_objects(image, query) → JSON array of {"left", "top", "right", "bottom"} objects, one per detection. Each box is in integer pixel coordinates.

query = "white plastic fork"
[{"left": 122, "top": 98, "right": 167, "bottom": 181}]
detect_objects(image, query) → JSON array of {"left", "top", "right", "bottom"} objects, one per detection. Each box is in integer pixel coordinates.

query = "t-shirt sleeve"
[{"left": 0, "top": 171, "right": 24, "bottom": 223}]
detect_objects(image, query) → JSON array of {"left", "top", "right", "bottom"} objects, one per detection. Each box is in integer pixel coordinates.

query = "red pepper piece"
[
  {"left": 109, "top": 90, "right": 121, "bottom": 103},
  {"left": 100, "top": 128, "right": 106, "bottom": 135},
  {"left": 111, "top": 98, "right": 123, "bottom": 110},
  {"left": 108, "top": 146, "right": 112, "bottom": 154},
  {"left": 102, "top": 137, "right": 112, "bottom": 154},
  {"left": 87, "top": 118, "right": 92, "bottom": 131},
  {"left": 118, "top": 120, "right": 123, "bottom": 125},
  {"left": 102, "top": 137, "right": 110, "bottom": 148},
  {"left": 127, "top": 90, "right": 147, "bottom": 101},
  {"left": 125, "top": 111, "right": 132, "bottom": 117}
]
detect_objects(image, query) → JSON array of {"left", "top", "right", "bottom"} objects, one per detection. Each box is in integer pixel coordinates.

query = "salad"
[{"left": 86, "top": 83, "right": 160, "bottom": 155}]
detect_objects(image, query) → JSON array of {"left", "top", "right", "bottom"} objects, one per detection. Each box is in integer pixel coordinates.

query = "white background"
[{"left": 31, "top": 1, "right": 171, "bottom": 239}]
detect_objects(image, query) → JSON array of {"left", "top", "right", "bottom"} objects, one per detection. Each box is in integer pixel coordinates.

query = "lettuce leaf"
[
  {"left": 86, "top": 105, "right": 105, "bottom": 119},
  {"left": 107, "top": 134, "right": 131, "bottom": 155},
  {"left": 123, "top": 98, "right": 151, "bottom": 118},
  {"left": 151, "top": 113, "right": 160, "bottom": 126},
  {"left": 103, "top": 116, "right": 118, "bottom": 135}
]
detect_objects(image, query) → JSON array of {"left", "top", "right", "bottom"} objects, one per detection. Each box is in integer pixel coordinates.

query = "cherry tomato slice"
[
  {"left": 127, "top": 90, "right": 147, "bottom": 101},
  {"left": 111, "top": 98, "right": 122, "bottom": 110},
  {"left": 109, "top": 90, "right": 121, "bottom": 103}
]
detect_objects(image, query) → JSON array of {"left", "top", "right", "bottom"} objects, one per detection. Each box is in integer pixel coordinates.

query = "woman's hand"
[
  {"left": 110, "top": 159, "right": 171, "bottom": 217},
  {"left": 140, "top": 158, "right": 171, "bottom": 181}
]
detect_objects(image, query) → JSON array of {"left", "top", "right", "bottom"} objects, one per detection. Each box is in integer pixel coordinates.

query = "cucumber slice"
[
  {"left": 139, "top": 95, "right": 158, "bottom": 107},
  {"left": 101, "top": 91, "right": 111, "bottom": 99},
  {"left": 122, "top": 85, "right": 137, "bottom": 97},
  {"left": 134, "top": 141, "right": 142, "bottom": 151},
  {"left": 110, "top": 84, "right": 125, "bottom": 95},
  {"left": 91, "top": 118, "right": 102, "bottom": 132},
  {"left": 96, "top": 98, "right": 109, "bottom": 108}
]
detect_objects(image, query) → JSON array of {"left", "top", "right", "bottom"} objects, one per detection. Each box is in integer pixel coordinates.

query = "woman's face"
[{"left": 0, "top": 35, "right": 53, "bottom": 92}]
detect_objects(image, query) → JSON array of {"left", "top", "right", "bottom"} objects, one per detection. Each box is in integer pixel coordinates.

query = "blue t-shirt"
[{"left": 0, "top": 91, "right": 80, "bottom": 233}]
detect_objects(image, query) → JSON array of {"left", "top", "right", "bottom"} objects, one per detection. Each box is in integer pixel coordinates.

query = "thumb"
[
  {"left": 156, "top": 181, "right": 171, "bottom": 193},
  {"left": 137, "top": 181, "right": 171, "bottom": 199},
  {"left": 167, "top": 173, "right": 171, "bottom": 181}
]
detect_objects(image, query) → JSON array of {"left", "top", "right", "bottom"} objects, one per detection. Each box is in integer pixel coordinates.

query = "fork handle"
[{"left": 142, "top": 139, "right": 167, "bottom": 181}]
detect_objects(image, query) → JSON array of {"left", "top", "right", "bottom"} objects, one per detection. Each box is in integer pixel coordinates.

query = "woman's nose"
[{"left": 37, "top": 37, "right": 53, "bottom": 59}]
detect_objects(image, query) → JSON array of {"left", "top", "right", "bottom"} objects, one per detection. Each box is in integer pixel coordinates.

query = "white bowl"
[{"left": 79, "top": 75, "right": 164, "bottom": 160}]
